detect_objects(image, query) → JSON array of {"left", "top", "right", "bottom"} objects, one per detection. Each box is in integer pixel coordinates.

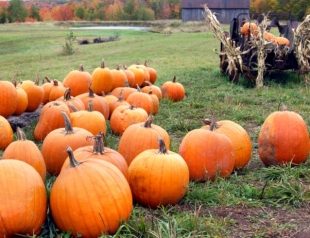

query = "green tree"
[
  {"left": 75, "top": 6, "right": 85, "bottom": 19},
  {"left": 134, "top": 5, "right": 155, "bottom": 20},
  {"left": 29, "top": 4, "right": 41, "bottom": 21},
  {"left": 7, "top": 0, "right": 28, "bottom": 22},
  {"left": 0, "top": 8, "right": 7, "bottom": 23},
  {"left": 124, "top": 0, "right": 136, "bottom": 20}
]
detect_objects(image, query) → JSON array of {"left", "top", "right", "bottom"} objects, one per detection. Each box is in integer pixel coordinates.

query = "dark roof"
[{"left": 181, "top": 0, "right": 250, "bottom": 9}]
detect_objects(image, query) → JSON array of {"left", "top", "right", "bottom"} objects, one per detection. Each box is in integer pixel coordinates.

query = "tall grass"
[{"left": 1, "top": 21, "right": 310, "bottom": 237}]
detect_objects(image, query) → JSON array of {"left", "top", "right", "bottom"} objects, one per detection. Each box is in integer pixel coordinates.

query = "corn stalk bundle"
[
  {"left": 203, "top": 4, "right": 252, "bottom": 83},
  {"left": 293, "top": 15, "right": 310, "bottom": 85}
]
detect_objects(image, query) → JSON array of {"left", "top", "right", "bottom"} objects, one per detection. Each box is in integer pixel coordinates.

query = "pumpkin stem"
[
  {"left": 202, "top": 118, "right": 220, "bottom": 129},
  {"left": 44, "top": 76, "right": 51, "bottom": 83},
  {"left": 16, "top": 127, "right": 27, "bottom": 141},
  {"left": 88, "top": 86, "right": 95, "bottom": 98},
  {"left": 172, "top": 76, "right": 177, "bottom": 83},
  {"left": 144, "top": 60, "right": 148, "bottom": 67},
  {"left": 12, "top": 79, "right": 17, "bottom": 87},
  {"left": 35, "top": 74, "right": 40, "bottom": 85},
  {"left": 157, "top": 138, "right": 168, "bottom": 154},
  {"left": 123, "top": 64, "right": 128, "bottom": 70},
  {"left": 118, "top": 89, "right": 124, "bottom": 101},
  {"left": 53, "top": 80, "right": 59, "bottom": 86},
  {"left": 129, "top": 104, "right": 136, "bottom": 110},
  {"left": 136, "top": 85, "right": 141, "bottom": 92},
  {"left": 116, "top": 65, "right": 120, "bottom": 70},
  {"left": 125, "top": 79, "right": 129, "bottom": 87},
  {"left": 278, "top": 102, "right": 287, "bottom": 111},
  {"left": 100, "top": 59, "right": 105, "bottom": 68},
  {"left": 87, "top": 132, "right": 106, "bottom": 154},
  {"left": 63, "top": 88, "right": 72, "bottom": 101},
  {"left": 66, "top": 146, "right": 82, "bottom": 168},
  {"left": 143, "top": 114, "right": 154, "bottom": 128},
  {"left": 68, "top": 104, "right": 78, "bottom": 112},
  {"left": 79, "top": 64, "right": 85, "bottom": 72},
  {"left": 88, "top": 100, "right": 94, "bottom": 112},
  {"left": 61, "top": 110, "right": 74, "bottom": 134}
]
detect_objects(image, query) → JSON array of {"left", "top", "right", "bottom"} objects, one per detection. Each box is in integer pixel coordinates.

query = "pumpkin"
[
  {"left": 0, "top": 80, "right": 18, "bottom": 118},
  {"left": 258, "top": 107, "right": 309, "bottom": 166},
  {"left": 50, "top": 146, "right": 132, "bottom": 237},
  {"left": 110, "top": 80, "right": 136, "bottom": 100},
  {"left": 76, "top": 86, "right": 109, "bottom": 119},
  {"left": 91, "top": 59, "right": 113, "bottom": 95},
  {"left": 126, "top": 86, "right": 154, "bottom": 115},
  {"left": 144, "top": 61, "right": 157, "bottom": 84},
  {"left": 265, "top": 32, "right": 275, "bottom": 41},
  {"left": 109, "top": 89, "right": 130, "bottom": 119},
  {"left": 0, "top": 159, "right": 47, "bottom": 237},
  {"left": 128, "top": 138, "right": 189, "bottom": 208},
  {"left": 130, "top": 62, "right": 150, "bottom": 83},
  {"left": 273, "top": 36, "right": 290, "bottom": 46},
  {"left": 241, "top": 22, "right": 258, "bottom": 36},
  {"left": 63, "top": 64, "right": 92, "bottom": 97},
  {"left": 0, "top": 115, "right": 14, "bottom": 150},
  {"left": 127, "top": 65, "right": 145, "bottom": 87},
  {"left": 18, "top": 77, "right": 44, "bottom": 112},
  {"left": 110, "top": 104, "right": 148, "bottom": 135},
  {"left": 49, "top": 80, "right": 67, "bottom": 102},
  {"left": 12, "top": 79, "right": 28, "bottom": 116},
  {"left": 2, "top": 127, "right": 47, "bottom": 180},
  {"left": 34, "top": 101, "right": 71, "bottom": 141},
  {"left": 110, "top": 65, "right": 127, "bottom": 91},
  {"left": 141, "top": 81, "right": 162, "bottom": 100},
  {"left": 148, "top": 89, "right": 159, "bottom": 115},
  {"left": 161, "top": 76, "right": 185, "bottom": 102},
  {"left": 41, "top": 77, "right": 54, "bottom": 104},
  {"left": 61, "top": 132, "right": 128, "bottom": 179},
  {"left": 41, "top": 111, "right": 93, "bottom": 175},
  {"left": 122, "top": 65, "right": 136, "bottom": 87},
  {"left": 70, "top": 100, "right": 107, "bottom": 136},
  {"left": 179, "top": 117, "right": 235, "bottom": 181},
  {"left": 56, "top": 88, "right": 85, "bottom": 112},
  {"left": 202, "top": 119, "right": 252, "bottom": 170},
  {"left": 118, "top": 115, "right": 170, "bottom": 165}
]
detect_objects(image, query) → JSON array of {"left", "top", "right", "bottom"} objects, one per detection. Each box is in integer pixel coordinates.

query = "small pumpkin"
[
  {"left": 273, "top": 36, "right": 290, "bottom": 46},
  {"left": 12, "top": 79, "right": 28, "bottom": 116},
  {"left": 127, "top": 65, "right": 145, "bottom": 87},
  {"left": 56, "top": 88, "right": 85, "bottom": 112},
  {"left": 49, "top": 80, "right": 67, "bottom": 102},
  {"left": 50, "top": 146, "right": 132, "bottom": 237},
  {"left": 2, "top": 127, "right": 47, "bottom": 180},
  {"left": 118, "top": 114, "right": 170, "bottom": 166},
  {"left": 141, "top": 81, "right": 162, "bottom": 100},
  {"left": 0, "top": 159, "right": 47, "bottom": 237},
  {"left": 110, "top": 65, "right": 127, "bottom": 91},
  {"left": 122, "top": 65, "right": 136, "bottom": 87},
  {"left": 110, "top": 80, "right": 136, "bottom": 100},
  {"left": 128, "top": 138, "right": 189, "bottom": 208},
  {"left": 241, "top": 22, "right": 258, "bottom": 36},
  {"left": 63, "top": 64, "right": 92, "bottom": 97},
  {"left": 109, "top": 89, "right": 130, "bottom": 119},
  {"left": 161, "top": 76, "right": 185, "bottom": 102},
  {"left": 126, "top": 86, "right": 154, "bottom": 115},
  {"left": 144, "top": 61, "right": 157, "bottom": 84},
  {"left": 0, "top": 80, "right": 18, "bottom": 118},
  {"left": 91, "top": 59, "right": 113, "bottom": 95},
  {"left": 0, "top": 115, "right": 14, "bottom": 150}
]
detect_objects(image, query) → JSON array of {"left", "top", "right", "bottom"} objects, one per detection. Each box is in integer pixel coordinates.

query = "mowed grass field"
[{"left": 1, "top": 21, "right": 310, "bottom": 237}]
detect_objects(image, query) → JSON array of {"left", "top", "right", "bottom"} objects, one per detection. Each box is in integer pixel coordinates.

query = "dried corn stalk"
[{"left": 293, "top": 15, "right": 310, "bottom": 85}]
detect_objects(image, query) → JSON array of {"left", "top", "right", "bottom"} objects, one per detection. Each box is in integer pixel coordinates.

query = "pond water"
[{"left": 70, "top": 26, "right": 150, "bottom": 31}]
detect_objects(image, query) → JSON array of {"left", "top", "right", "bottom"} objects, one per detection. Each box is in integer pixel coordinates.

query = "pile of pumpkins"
[
  {"left": 241, "top": 22, "right": 291, "bottom": 47},
  {"left": 0, "top": 59, "right": 309, "bottom": 237}
]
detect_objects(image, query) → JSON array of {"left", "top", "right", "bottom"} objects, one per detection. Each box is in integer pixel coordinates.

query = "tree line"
[{"left": 0, "top": 0, "right": 309, "bottom": 23}]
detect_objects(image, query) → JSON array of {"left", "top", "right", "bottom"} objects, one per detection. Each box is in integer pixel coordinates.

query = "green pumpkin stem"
[
  {"left": 143, "top": 114, "right": 154, "bottom": 128},
  {"left": 61, "top": 110, "right": 74, "bottom": 134},
  {"left": 157, "top": 138, "right": 168, "bottom": 154},
  {"left": 66, "top": 146, "right": 82, "bottom": 167},
  {"left": 16, "top": 127, "right": 27, "bottom": 141}
]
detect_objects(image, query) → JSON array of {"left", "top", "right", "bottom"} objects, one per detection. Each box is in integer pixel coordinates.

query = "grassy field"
[{"left": 1, "top": 21, "right": 310, "bottom": 237}]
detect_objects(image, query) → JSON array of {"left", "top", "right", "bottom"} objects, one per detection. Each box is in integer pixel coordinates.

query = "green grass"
[{"left": 1, "top": 21, "right": 310, "bottom": 237}]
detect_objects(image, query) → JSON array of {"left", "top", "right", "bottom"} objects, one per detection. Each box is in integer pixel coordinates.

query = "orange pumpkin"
[
  {"left": 0, "top": 80, "right": 18, "bottom": 118},
  {"left": 49, "top": 80, "right": 67, "bottom": 102},
  {"left": 0, "top": 115, "right": 14, "bottom": 150},
  {"left": 2, "top": 127, "right": 47, "bottom": 180},
  {"left": 110, "top": 65, "right": 127, "bottom": 91},
  {"left": 127, "top": 65, "right": 145, "bottom": 87},
  {"left": 202, "top": 119, "right": 252, "bottom": 170},
  {"left": 123, "top": 65, "right": 136, "bottom": 87},
  {"left": 273, "top": 36, "right": 290, "bottom": 46},
  {"left": 109, "top": 90, "right": 130, "bottom": 119},
  {"left": 34, "top": 101, "right": 70, "bottom": 141},
  {"left": 141, "top": 81, "right": 162, "bottom": 100},
  {"left": 144, "top": 61, "right": 157, "bottom": 84},
  {"left": 148, "top": 89, "right": 159, "bottom": 115},
  {"left": 110, "top": 104, "right": 148, "bottom": 135},
  {"left": 161, "top": 76, "right": 185, "bottom": 102},
  {"left": 0, "top": 160, "right": 47, "bottom": 237},
  {"left": 241, "top": 22, "right": 258, "bottom": 36},
  {"left": 12, "top": 79, "right": 28, "bottom": 116},
  {"left": 50, "top": 146, "right": 132, "bottom": 237},
  {"left": 61, "top": 132, "right": 128, "bottom": 179},
  {"left": 41, "top": 77, "right": 54, "bottom": 104},
  {"left": 63, "top": 64, "right": 92, "bottom": 97},
  {"left": 118, "top": 115, "right": 170, "bottom": 166},
  {"left": 128, "top": 138, "right": 189, "bottom": 208},
  {"left": 179, "top": 118, "right": 235, "bottom": 181},
  {"left": 41, "top": 111, "right": 93, "bottom": 175},
  {"left": 110, "top": 80, "right": 136, "bottom": 100},
  {"left": 126, "top": 86, "right": 154, "bottom": 115},
  {"left": 91, "top": 59, "right": 113, "bottom": 95},
  {"left": 258, "top": 108, "right": 309, "bottom": 166},
  {"left": 56, "top": 88, "right": 85, "bottom": 112},
  {"left": 18, "top": 77, "right": 44, "bottom": 112}
]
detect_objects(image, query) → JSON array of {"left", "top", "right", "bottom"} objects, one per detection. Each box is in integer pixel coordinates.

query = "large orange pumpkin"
[
  {"left": 0, "top": 159, "right": 47, "bottom": 237},
  {"left": 50, "top": 146, "right": 132, "bottom": 237},
  {"left": 202, "top": 119, "right": 252, "bottom": 170},
  {"left": 258, "top": 108, "right": 309, "bottom": 166},
  {"left": 161, "top": 76, "right": 185, "bottom": 102},
  {"left": 91, "top": 59, "right": 113, "bottom": 95},
  {"left": 179, "top": 118, "right": 235, "bottom": 181},
  {"left": 63, "top": 64, "right": 92, "bottom": 97},
  {"left": 2, "top": 127, "right": 47, "bottom": 180},
  {"left": 126, "top": 86, "right": 154, "bottom": 115},
  {"left": 118, "top": 115, "right": 170, "bottom": 166},
  {"left": 61, "top": 132, "right": 128, "bottom": 179},
  {"left": 128, "top": 138, "right": 189, "bottom": 208},
  {"left": 41, "top": 111, "right": 93, "bottom": 175},
  {"left": 0, "top": 115, "right": 14, "bottom": 150},
  {"left": 0, "top": 80, "right": 18, "bottom": 118}
]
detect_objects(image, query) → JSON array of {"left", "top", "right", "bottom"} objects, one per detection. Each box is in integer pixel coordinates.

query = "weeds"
[{"left": 62, "top": 31, "right": 77, "bottom": 55}]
